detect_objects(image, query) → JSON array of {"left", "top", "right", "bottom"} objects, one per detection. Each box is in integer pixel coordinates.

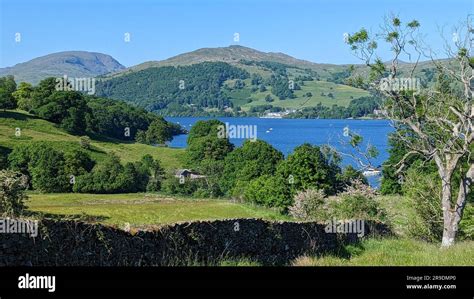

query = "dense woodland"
[
  {"left": 0, "top": 75, "right": 183, "bottom": 141},
  {"left": 96, "top": 62, "right": 249, "bottom": 115}
]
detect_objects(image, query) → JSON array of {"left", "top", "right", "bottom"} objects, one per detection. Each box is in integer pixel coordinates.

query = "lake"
[{"left": 166, "top": 117, "right": 394, "bottom": 187}]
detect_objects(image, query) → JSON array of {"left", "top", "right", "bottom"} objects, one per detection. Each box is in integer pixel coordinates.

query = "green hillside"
[
  {"left": 96, "top": 58, "right": 371, "bottom": 116},
  {"left": 0, "top": 110, "right": 184, "bottom": 170},
  {"left": 234, "top": 80, "right": 369, "bottom": 111}
]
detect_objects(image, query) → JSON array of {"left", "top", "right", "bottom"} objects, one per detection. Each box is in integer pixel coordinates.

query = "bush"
[
  {"left": 0, "top": 170, "right": 29, "bottom": 217},
  {"left": 328, "top": 181, "right": 385, "bottom": 222},
  {"left": 340, "top": 178, "right": 378, "bottom": 199},
  {"left": 79, "top": 136, "right": 91, "bottom": 149},
  {"left": 459, "top": 203, "right": 474, "bottom": 240},
  {"left": 329, "top": 193, "right": 386, "bottom": 223},
  {"left": 288, "top": 189, "right": 327, "bottom": 221},
  {"left": 161, "top": 176, "right": 204, "bottom": 196},
  {"left": 0, "top": 147, "right": 8, "bottom": 170},
  {"left": 402, "top": 167, "right": 443, "bottom": 242}
]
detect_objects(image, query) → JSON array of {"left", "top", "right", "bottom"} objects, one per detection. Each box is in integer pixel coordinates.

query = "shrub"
[
  {"left": 329, "top": 193, "right": 386, "bottom": 222},
  {"left": 288, "top": 189, "right": 327, "bottom": 221},
  {"left": 341, "top": 178, "right": 378, "bottom": 199},
  {"left": 79, "top": 136, "right": 91, "bottom": 149},
  {"left": 0, "top": 170, "right": 29, "bottom": 217},
  {"left": 161, "top": 176, "right": 203, "bottom": 196},
  {"left": 402, "top": 167, "right": 443, "bottom": 242},
  {"left": 329, "top": 181, "right": 385, "bottom": 222},
  {"left": 459, "top": 203, "right": 474, "bottom": 240},
  {"left": 0, "top": 147, "right": 8, "bottom": 170}
]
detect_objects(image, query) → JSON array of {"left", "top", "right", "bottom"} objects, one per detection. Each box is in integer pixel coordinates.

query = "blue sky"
[{"left": 1, "top": 0, "right": 472, "bottom": 68}]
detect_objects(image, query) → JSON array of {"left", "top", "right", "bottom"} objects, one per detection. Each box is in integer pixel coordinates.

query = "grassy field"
[
  {"left": 26, "top": 192, "right": 290, "bottom": 228},
  {"left": 0, "top": 110, "right": 185, "bottom": 170},
  {"left": 227, "top": 80, "right": 369, "bottom": 112},
  {"left": 293, "top": 238, "right": 474, "bottom": 266},
  {"left": 22, "top": 191, "right": 474, "bottom": 266},
  {"left": 289, "top": 195, "right": 474, "bottom": 266}
]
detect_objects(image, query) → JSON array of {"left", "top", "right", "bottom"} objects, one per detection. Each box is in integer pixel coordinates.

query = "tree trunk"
[
  {"left": 440, "top": 164, "right": 473, "bottom": 247},
  {"left": 441, "top": 211, "right": 457, "bottom": 247},
  {"left": 440, "top": 179, "right": 456, "bottom": 247}
]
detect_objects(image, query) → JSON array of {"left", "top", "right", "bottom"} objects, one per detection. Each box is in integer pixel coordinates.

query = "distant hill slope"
[
  {"left": 0, "top": 51, "right": 125, "bottom": 85},
  {"left": 109, "top": 45, "right": 346, "bottom": 78},
  {"left": 95, "top": 46, "right": 371, "bottom": 116}
]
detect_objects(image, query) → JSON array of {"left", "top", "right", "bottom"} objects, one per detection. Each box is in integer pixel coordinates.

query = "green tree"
[
  {"left": 276, "top": 144, "right": 340, "bottom": 196},
  {"left": 73, "top": 154, "right": 158, "bottom": 194},
  {"left": 64, "top": 149, "right": 95, "bottom": 177},
  {"left": 195, "top": 159, "right": 225, "bottom": 197},
  {"left": 12, "top": 82, "right": 33, "bottom": 111},
  {"left": 140, "top": 154, "right": 164, "bottom": 192},
  {"left": 264, "top": 94, "right": 273, "bottom": 102},
  {"left": 74, "top": 154, "right": 124, "bottom": 193},
  {"left": 136, "top": 118, "right": 173, "bottom": 145},
  {"left": 30, "top": 77, "right": 57, "bottom": 111},
  {"left": 220, "top": 139, "right": 284, "bottom": 195},
  {"left": 0, "top": 75, "right": 17, "bottom": 110},
  {"left": 8, "top": 143, "right": 70, "bottom": 193},
  {"left": 243, "top": 175, "right": 291, "bottom": 210},
  {"left": 186, "top": 120, "right": 233, "bottom": 167},
  {"left": 35, "top": 91, "right": 89, "bottom": 135}
]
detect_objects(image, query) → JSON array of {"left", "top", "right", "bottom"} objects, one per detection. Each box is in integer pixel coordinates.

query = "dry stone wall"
[{"left": 0, "top": 218, "right": 391, "bottom": 266}]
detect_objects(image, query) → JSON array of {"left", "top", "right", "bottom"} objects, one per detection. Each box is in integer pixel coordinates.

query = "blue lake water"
[{"left": 166, "top": 117, "right": 394, "bottom": 187}]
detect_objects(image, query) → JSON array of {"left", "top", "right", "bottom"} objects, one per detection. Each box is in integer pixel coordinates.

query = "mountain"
[
  {"left": 96, "top": 46, "right": 374, "bottom": 116},
  {"left": 2, "top": 46, "right": 442, "bottom": 118},
  {"left": 0, "top": 51, "right": 125, "bottom": 84},
  {"left": 109, "top": 45, "right": 345, "bottom": 78}
]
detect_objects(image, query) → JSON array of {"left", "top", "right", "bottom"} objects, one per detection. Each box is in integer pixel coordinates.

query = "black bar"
[{"left": 0, "top": 266, "right": 472, "bottom": 298}]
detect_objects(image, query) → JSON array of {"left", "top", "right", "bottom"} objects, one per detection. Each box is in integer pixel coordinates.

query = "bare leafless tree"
[{"left": 346, "top": 15, "right": 473, "bottom": 247}]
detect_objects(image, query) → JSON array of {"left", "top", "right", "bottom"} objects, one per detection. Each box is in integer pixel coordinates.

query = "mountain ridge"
[
  {"left": 0, "top": 51, "right": 125, "bottom": 84},
  {"left": 108, "top": 45, "right": 345, "bottom": 77}
]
